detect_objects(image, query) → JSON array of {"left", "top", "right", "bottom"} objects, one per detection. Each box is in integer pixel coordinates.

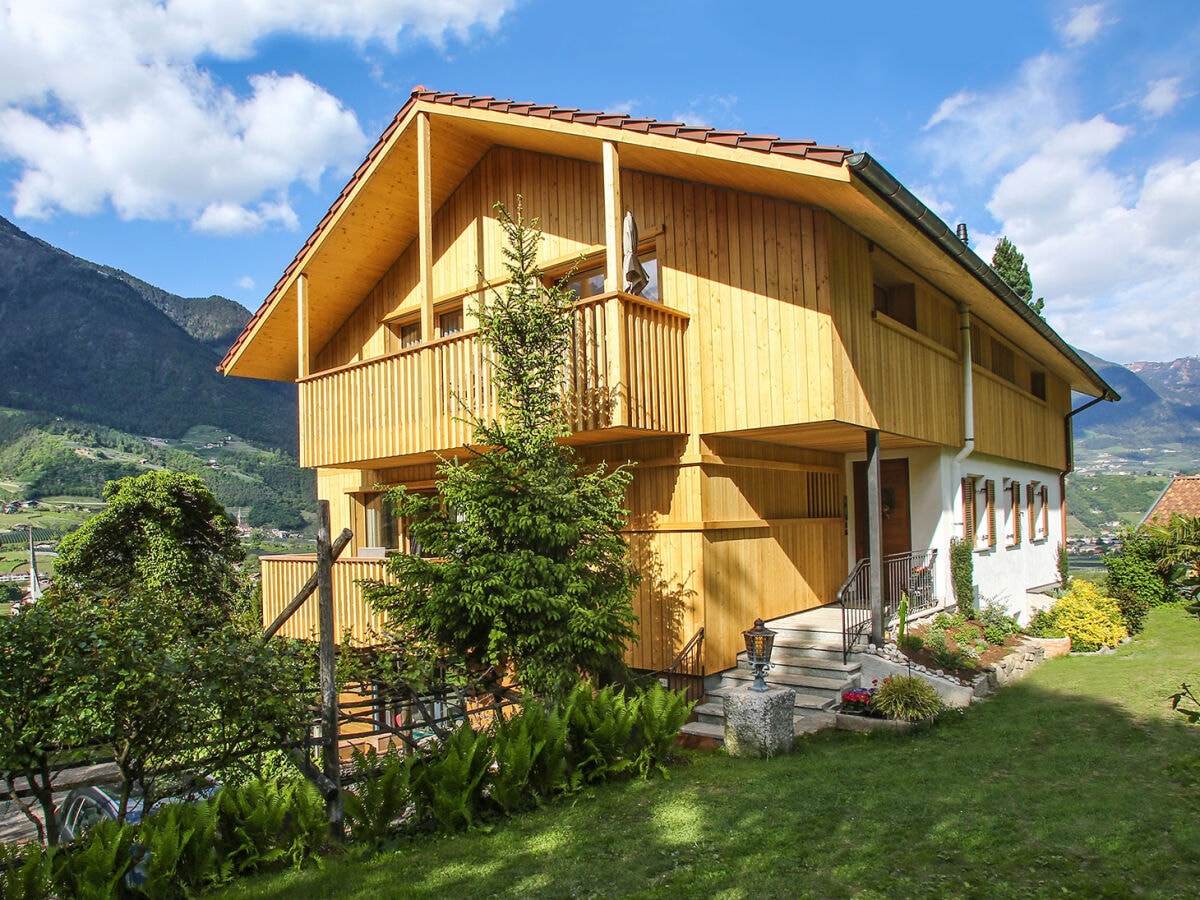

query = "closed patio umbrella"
[{"left": 622, "top": 210, "right": 649, "bottom": 296}]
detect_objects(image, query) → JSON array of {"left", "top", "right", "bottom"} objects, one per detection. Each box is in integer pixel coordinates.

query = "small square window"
[{"left": 1030, "top": 370, "right": 1046, "bottom": 400}]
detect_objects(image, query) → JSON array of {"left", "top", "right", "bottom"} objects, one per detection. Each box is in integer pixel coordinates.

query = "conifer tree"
[
  {"left": 992, "top": 236, "right": 1044, "bottom": 316},
  {"left": 366, "top": 201, "right": 639, "bottom": 700}
]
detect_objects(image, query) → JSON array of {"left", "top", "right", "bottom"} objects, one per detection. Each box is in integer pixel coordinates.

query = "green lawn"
[{"left": 223, "top": 608, "right": 1200, "bottom": 898}]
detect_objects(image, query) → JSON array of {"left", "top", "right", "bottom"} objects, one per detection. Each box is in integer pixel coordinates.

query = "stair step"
[
  {"left": 717, "top": 670, "right": 851, "bottom": 694},
  {"left": 679, "top": 721, "right": 725, "bottom": 741},
  {"left": 751, "top": 650, "right": 859, "bottom": 673},
  {"left": 707, "top": 686, "right": 837, "bottom": 711}
]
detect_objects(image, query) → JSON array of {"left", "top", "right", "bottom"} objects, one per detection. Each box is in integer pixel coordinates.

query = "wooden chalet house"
[{"left": 220, "top": 87, "right": 1118, "bottom": 677}]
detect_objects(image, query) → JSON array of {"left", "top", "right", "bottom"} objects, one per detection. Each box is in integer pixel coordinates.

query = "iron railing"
[
  {"left": 838, "top": 549, "right": 939, "bottom": 661},
  {"left": 647, "top": 627, "right": 705, "bottom": 705},
  {"left": 837, "top": 558, "right": 872, "bottom": 662}
]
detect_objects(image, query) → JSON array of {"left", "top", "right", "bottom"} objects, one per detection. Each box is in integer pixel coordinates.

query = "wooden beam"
[
  {"left": 417, "top": 111, "right": 434, "bottom": 342},
  {"left": 315, "top": 501, "right": 344, "bottom": 842},
  {"left": 296, "top": 274, "right": 310, "bottom": 378},
  {"left": 865, "top": 430, "right": 884, "bottom": 646},
  {"left": 602, "top": 143, "right": 626, "bottom": 427},
  {"left": 260, "top": 527, "right": 353, "bottom": 641}
]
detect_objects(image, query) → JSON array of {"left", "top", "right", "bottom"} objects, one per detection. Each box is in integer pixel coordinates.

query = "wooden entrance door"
[{"left": 852, "top": 458, "right": 912, "bottom": 564}]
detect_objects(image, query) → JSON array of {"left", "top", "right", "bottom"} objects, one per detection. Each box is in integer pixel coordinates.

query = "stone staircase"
[{"left": 679, "top": 606, "right": 859, "bottom": 743}]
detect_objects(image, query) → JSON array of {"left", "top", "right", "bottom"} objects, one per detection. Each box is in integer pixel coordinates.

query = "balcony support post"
[
  {"left": 316, "top": 500, "right": 344, "bottom": 842},
  {"left": 602, "top": 142, "right": 626, "bottom": 427},
  {"left": 865, "top": 429, "right": 884, "bottom": 646},
  {"left": 417, "top": 111, "right": 435, "bottom": 435}
]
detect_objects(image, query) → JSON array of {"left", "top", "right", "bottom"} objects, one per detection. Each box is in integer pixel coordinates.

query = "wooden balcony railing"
[
  {"left": 298, "top": 292, "right": 689, "bottom": 468},
  {"left": 260, "top": 555, "right": 394, "bottom": 643}
]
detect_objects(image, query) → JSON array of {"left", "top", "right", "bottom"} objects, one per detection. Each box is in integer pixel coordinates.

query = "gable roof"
[
  {"left": 218, "top": 86, "right": 1117, "bottom": 405},
  {"left": 1142, "top": 476, "right": 1200, "bottom": 525}
]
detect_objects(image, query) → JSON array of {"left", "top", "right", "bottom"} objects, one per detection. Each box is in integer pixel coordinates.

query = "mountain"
[
  {"left": 1071, "top": 350, "right": 1200, "bottom": 472},
  {"left": 0, "top": 215, "right": 296, "bottom": 451}
]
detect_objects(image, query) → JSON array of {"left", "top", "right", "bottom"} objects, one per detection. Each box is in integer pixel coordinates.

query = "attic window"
[
  {"left": 873, "top": 283, "right": 916, "bottom": 330},
  {"left": 990, "top": 337, "right": 1016, "bottom": 383},
  {"left": 1030, "top": 369, "right": 1047, "bottom": 400}
]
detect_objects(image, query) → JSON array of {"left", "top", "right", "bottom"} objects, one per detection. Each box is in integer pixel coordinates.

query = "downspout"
[
  {"left": 952, "top": 303, "right": 975, "bottom": 599},
  {"left": 1060, "top": 394, "right": 1110, "bottom": 540}
]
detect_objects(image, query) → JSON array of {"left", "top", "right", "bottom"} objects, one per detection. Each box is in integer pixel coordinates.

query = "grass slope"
[{"left": 223, "top": 607, "right": 1200, "bottom": 898}]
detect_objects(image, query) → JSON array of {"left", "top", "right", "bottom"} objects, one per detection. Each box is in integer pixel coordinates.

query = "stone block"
[{"left": 722, "top": 688, "right": 796, "bottom": 758}]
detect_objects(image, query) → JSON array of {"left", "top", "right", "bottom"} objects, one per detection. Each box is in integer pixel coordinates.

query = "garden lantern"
[{"left": 743, "top": 618, "right": 776, "bottom": 692}]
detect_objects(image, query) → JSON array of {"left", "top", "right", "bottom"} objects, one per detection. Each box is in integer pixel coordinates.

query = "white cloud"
[
  {"left": 672, "top": 95, "right": 739, "bottom": 129},
  {"left": 1141, "top": 77, "right": 1186, "bottom": 119},
  {"left": 0, "top": 0, "right": 513, "bottom": 233},
  {"left": 236, "top": 276, "right": 256, "bottom": 290},
  {"left": 1057, "top": 4, "right": 1113, "bottom": 47},
  {"left": 920, "top": 54, "right": 1071, "bottom": 181}
]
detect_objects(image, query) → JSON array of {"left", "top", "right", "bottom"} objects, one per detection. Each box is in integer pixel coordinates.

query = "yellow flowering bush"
[{"left": 1044, "top": 581, "right": 1127, "bottom": 652}]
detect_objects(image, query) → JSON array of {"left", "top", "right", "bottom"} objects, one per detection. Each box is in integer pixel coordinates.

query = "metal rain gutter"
[{"left": 844, "top": 152, "right": 1120, "bottom": 405}]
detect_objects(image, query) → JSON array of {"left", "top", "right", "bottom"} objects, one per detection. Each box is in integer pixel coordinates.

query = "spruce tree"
[
  {"left": 992, "top": 236, "right": 1044, "bottom": 316},
  {"left": 366, "top": 201, "right": 639, "bottom": 700}
]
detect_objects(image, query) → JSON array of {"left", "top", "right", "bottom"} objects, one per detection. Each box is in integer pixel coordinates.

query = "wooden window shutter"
[
  {"left": 986, "top": 480, "right": 997, "bottom": 548},
  {"left": 1011, "top": 482, "right": 1022, "bottom": 545},
  {"left": 1026, "top": 484, "right": 1036, "bottom": 540},
  {"left": 1040, "top": 485, "right": 1050, "bottom": 538},
  {"left": 961, "top": 477, "right": 975, "bottom": 542}
]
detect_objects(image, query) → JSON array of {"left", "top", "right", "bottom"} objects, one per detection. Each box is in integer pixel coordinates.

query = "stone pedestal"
[{"left": 722, "top": 688, "right": 796, "bottom": 758}]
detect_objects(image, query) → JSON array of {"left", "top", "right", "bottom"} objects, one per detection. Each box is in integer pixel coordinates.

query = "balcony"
[
  {"left": 260, "top": 555, "right": 394, "bottom": 643},
  {"left": 298, "top": 292, "right": 689, "bottom": 468}
]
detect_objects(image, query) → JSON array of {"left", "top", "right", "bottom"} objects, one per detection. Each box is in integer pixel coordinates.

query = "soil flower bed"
[{"left": 895, "top": 608, "right": 1022, "bottom": 681}]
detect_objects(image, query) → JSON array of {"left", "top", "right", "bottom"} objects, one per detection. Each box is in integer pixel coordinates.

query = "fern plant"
[
  {"left": 140, "top": 798, "right": 226, "bottom": 895},
  {"left": 564, "top": 684, "right": 637, "bottom": 787},
  {"left": 630, "top": 684, "right": 694, "bottom": 778},
  {"left": 0, "top": 842, "right": 55, "bottom": 900},
  {"left": 412, "top": 726, "right": 493, "bottom": 831},
  {"left": 343, "top": 746, "right": 415, "bottom": 845},
  {"left": 53, "top": 817, "right": 135, "bottom": 900},
  {"left": 490, "top": 700, "right": 570, "bottom": 812}
]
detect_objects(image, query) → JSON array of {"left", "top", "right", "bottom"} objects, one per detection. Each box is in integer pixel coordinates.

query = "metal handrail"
[
  {"left": 837, "top": 558, "right": 872, "bottom": 663},
  {"left": 648, "top": 626, "right": 705, "bottom": 705}
]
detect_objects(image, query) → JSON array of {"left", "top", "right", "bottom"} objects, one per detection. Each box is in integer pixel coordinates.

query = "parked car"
[{"left": 57, "top": 779, "right": 219, "bottom": 843}]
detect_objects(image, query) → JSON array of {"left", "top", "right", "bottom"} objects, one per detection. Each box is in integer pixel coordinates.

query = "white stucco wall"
[{"left": 845, "top": 447, "right": 1063, "bottom": 622}]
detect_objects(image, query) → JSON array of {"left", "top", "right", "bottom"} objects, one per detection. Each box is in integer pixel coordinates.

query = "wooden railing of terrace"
[
  {"left": 260, "top": 556, "right": 395, "bottom": 642},
  {"left": 298, "top": 292, "right": 689, "bottom": 468}
]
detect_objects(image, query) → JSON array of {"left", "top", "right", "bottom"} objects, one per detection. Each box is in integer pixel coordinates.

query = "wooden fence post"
[{"left": 316, "top": 500, "right": 344, "bottom": 841}]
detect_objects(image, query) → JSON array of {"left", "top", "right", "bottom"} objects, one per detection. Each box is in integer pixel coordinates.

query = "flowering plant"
[{"left": 840, "top": 680, "right": 878, "bottom": 714}]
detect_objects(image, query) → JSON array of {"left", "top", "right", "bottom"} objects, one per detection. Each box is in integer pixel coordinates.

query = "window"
[
  {"left": 438, "top": 307, "right": 463, "bottom": 337},
  {"left": 968, "top": 478, "right": 996, "bottom": 550},
  {"left": 363, "top": 494, "right": 399, "bottom": 550},
  {"left": 557, "top": 263, "right": 606, "bottom": 302},
  {"left": 990, "top": 337, "right": 1016, "bottom": 383},
  {"left": 398, "top": 320, "right": 421, "bottom": 348},
  {"left": 633, "top": 252, "right": 660, "bottom": 302},
  {"left": 1030, "top": 369, "right": 1047, "bottom": 400},
  {"left": 873, "top": 282, "right": 917, "bottom": 330},
  {"left": 1009, "top": 481, "right": 1022, "bottom": 547}
]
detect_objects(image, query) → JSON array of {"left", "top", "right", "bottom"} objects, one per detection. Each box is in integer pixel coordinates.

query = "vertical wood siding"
[{"left": 260, "top": 556, "right": 395, "bottom": 643}]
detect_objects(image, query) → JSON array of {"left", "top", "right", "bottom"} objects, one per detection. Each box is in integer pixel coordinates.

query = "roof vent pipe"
[{"left": 956, "top": 223, "right": 969, "bottom": 245}]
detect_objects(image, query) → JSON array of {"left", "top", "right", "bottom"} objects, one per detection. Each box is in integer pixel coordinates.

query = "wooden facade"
[{"left": 222, "top": 89, "right": 1115, "bottom": 674}]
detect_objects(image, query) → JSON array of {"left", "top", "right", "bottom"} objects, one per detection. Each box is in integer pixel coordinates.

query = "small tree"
[
  {"left": 366, "top": 202, "right": 640, "bottom": 700},
  {"left": 992, "top": 236, "right": 1044, "bottom": 316},
  {"left": 950, "top": 537, "right": 975, "bottom": 617}
]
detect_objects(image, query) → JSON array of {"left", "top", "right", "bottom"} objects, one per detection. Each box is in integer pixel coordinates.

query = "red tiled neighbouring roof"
[
  {"left": 1144, "top": 476, "right": 1200, "bottom": 525},
  {"left": 219, "top": 87, "right": 853, "bottom": 374}
]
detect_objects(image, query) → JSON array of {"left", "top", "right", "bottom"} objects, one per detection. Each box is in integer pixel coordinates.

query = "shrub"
[
  {"left": 976, "top": 602, "right": 1021, "bottom": 639},
  {"left": 983, "top": 625, "right": 1008, "bottom": 645},
  {"left": 1026, "top": 607, "right": 1066, "bottom": 639},
  {"left": 1116, "top": 590, "right": 1151, "bottom": 635},
  {"left": 870, "top": 675, "right": 943, "bottom": 721},
  {"left": 1106, "top": 548, "right": 1174, "bottom": 609},
  {"left": 925, "top": 629, "right": 966, "bottom": 671},
  {"left": 1039, "top": 582, "right": 1126, "bottom": 652},
  {"left": 950, "top": 538, "right": 975, "bottom": 616},
  {"left": 1057, "top": 542, "right": 1070, "bottom": 590},
  {"left": 898, "top": 633, "right": 924, "bottom": 655}
]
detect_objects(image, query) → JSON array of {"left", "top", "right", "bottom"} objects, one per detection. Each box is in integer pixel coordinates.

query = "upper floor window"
[
  {"left": 398, "top": 320, "right": 421, "bottom": 349},
  {"left": 438, "top": 307, "right": 464, "bottom": 338},
  {"left": 635, "top": 252, "right": 660, "bottom": 302},
  {"left": 873, "top": 282, "right": 917, "bottom": 330},
  {"left": 558, "top": 263, "right": 607, "bottom": 302},
  {"left": 1030, "top": 369, "right": 1047, "bottom": 400}
]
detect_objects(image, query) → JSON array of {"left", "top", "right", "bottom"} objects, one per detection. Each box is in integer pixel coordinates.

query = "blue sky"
[{"left": 2, "top": 1, "right": 1197, "bottom": 363}]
